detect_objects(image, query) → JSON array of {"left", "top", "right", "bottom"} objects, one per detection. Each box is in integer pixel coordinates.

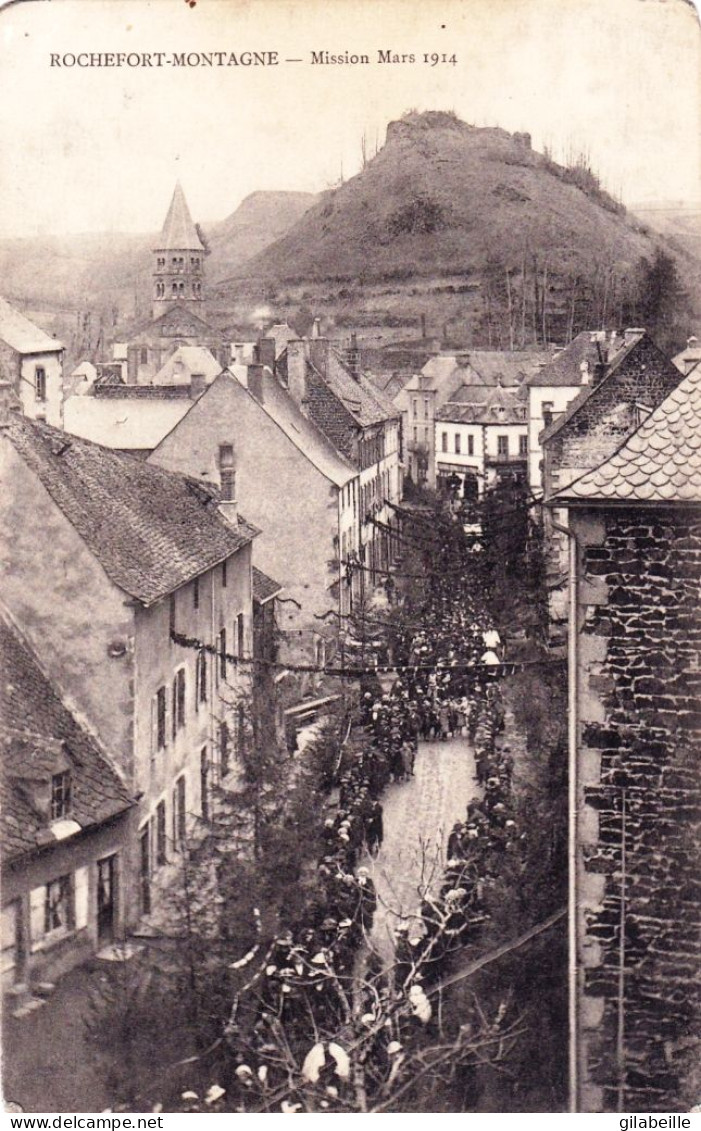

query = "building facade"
[
  {"left": 1, "top": 617, "right": 134, "bottom": 992},
  {"left": 0, "top": 298, "right": 64, "bottom": 428},
  {"left": 552, "top": 366, "right": 701, "bottom": 1112},
  {"left": 0, "top": 411, "right": 257, "bottom": 926},
  {"left": 435, "top": 384, "right": 529, "bottom": 499},
  {"left": 148, "top": 366, "right": 359, "bottom": 666}
]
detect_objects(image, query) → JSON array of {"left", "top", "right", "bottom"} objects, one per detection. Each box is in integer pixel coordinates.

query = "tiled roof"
[
  {"left": 0, "top": 296, "right": 63, "bottom": 354},
  {"left": 156, "top": 183, "right": 204, "bottom": 251},
  {"left": 252, "top": 567, "right": 283, "bottom": 604},
  {"left": 554, "top": 364, "right": 701, "bottom": 505},
  {"left": 467, "top": 350, "right": 551, "bottom": 386},
  {"left": 0, "top": 617, "right": 132, "bottom": 862},
  {"left": 526, "top": 332, "right": 609, "bottom": 388},
  {"left": 437, "top": 384, "right": 528, "bottom": 425},
  {"left": 5, "top": 416, "right": 259, "bottom": 605},
  {"left": 539, "top": 333, "right": 645, "bottom": 445},
  {"left": 320, "top": 354, "right": 400, "bottom": 428}
]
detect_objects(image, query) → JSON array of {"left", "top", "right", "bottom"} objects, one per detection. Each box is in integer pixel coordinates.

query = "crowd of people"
[{"left": 224, "top": 511, "right": 521, "bottom": 1105}]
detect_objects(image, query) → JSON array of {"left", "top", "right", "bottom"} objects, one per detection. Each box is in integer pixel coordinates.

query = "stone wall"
[{"left": 572, "top": 505, "right": 701, "bottom": 1112}]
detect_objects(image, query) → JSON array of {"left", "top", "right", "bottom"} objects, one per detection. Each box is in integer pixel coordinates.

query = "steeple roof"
[{"left": 156, "top": 182, "right": 205, "bottom": 252}]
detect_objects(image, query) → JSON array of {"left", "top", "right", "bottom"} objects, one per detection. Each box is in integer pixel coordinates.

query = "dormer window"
[{"left": 51, "top": 771, "right": 71, "bottom": 821}]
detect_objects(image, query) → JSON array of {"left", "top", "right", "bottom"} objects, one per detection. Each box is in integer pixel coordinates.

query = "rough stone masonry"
[{"left": 572, "top": 505, "right": 700, "bottom": 1113}]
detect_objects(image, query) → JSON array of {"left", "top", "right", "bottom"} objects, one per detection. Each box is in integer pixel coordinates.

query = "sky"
[{"left": 0, "top": 0, "right": 699, "bottom": 237}]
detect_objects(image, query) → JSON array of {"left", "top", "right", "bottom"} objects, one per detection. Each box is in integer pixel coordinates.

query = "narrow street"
[{"left": 364, "top": 732, "right": 480, "bottom": 960}]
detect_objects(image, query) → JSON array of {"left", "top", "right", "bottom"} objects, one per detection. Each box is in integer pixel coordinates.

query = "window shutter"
[
  {"left": 74, "top": 867, "right": 89, "bottom": 930},
  {"left": 150, "top": 696, "right": 157, "bottom": 759},
  {"left": 30, "top": 886, "right": 45, "bottom": 942}
]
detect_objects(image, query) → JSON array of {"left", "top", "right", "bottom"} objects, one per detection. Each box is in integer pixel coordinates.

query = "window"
[
  {"left": 222, "top": 559, "right": 228, "bottom": 588},
  {"left": 236, "top": 613, "right": 245, "bottom": 658},
  {"left": 35, "top": 367, "right": 46, "bottom": 402},
  {"left": 220, "top": 721, "right": 230, "bottom": 777},
  {"left": 193, "top": 577, "right": 199, "bottom": 611},
  {"left": 156, "top": 687, "right": 168, "bottom": 750},
  {"left": 201, "top": 748, "right": 209, "bottom": 820},
  {"left": 173, "top": 668, "right": 186, "bottom": 733},
  {"left": 173, "top": 776, "right": 186, "bottom": 846},
  {"left": 455, "top": 433, "right": 461, "bottom": 455},
  {"left": 196, "top": 650, "right": 207, "bottom": 709},
  {"left": 424, "top": 398, "right": 429, "bottom": 419},
  {"left": 441, "top": 432, "right": 448, "bottom": 453},
  {"left": 139, "top": 826, "right": 151, "bottom": 915},
  {"left": 140, "top": 348, "right": 148, "bottom": 366},
  {"left": 51, "top": 771, "right": 71, "bottom": 820},
  {"left": 412, "top": 398, "right": 418, "bottom": 416},
  {"left": 519, "top": 434, "right": 528, "bottom": 456},
  {"left": 220, "top": 468, "right": 236, "bottom": 501},
  {"left": 156, "top": 801, "right": 167, "bottom": 866},
  {"left": 497, "top": 435, "right": 509, "bottom": 457},
  {"left": 219, "top": 628, "right": 227, "bottom": 680},
  {"left": 413, "top": 427, "right": 418, "bottom": 443},
  {"left": 34, "top": 875, "right": 72, "bottom": 939},
  {"left": 171, "top": 283, "right": 178, "bottom": 298},
  {"left": 467, "top": 435, "right": 474, "bottom": 457}
]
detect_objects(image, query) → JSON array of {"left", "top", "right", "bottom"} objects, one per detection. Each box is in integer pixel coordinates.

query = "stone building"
[
  {"left": 540, "top": 330, "right": 684, "bottom": 619},
  {"left": 151, "top": 182, "right": 206, "bottom": 322},
  {"left": 0, "top": 297, "right": 64, "bottom": 428},
  {"left": 0, "top": 409, "right": 258, "bottom": 925},
  {"left": 551, "top": 365, "right": 701, "bottom": 1112},
  {"left": 1, "top": 616, "right": 134, "bottom": 993}
]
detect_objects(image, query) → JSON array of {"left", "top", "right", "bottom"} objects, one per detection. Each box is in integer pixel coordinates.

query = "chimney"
[
  {"left": 421, "top": 313, "right": 427, "bottom": 339},
  {"left": 256, "top": 337, "right": 276, "bottom": 371},
  {"left": 311, "top": 317, "right": 322, "bottom": 339},
  {"left": 126, "top": 346, "right": 139, "bottom": 385},
  {"left": 345, "top": 332, "right": 361, "bottom": 380},
  {"left": 190, "top": 373, "right": 206, "bottom": 398},
  {"left": 287, "top": 340, "right": 309, "bottom": 408},
  {"left": 580, "top": 359, "right": 591, "bottom": 385},
  {"left": 247, "top": 363, "right": 265, "bottom": 403},
  {"left": 309, "top": 337, "right": 329, "bottom": 377},
  {"left": 687, "top": 336, "right": 699, "bottom": 349},
  {"left": 218, "top": 443, "right": 237, "bottom": 525}
]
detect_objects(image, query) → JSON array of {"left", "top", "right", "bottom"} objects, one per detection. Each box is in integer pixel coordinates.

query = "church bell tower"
[{"left": 152, "top": 182, "right": 206, "bottom": 321}]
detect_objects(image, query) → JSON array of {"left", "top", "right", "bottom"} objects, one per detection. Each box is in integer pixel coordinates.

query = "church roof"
[{"left": 156, "top": 183, "right": 205, "bottom": 252}]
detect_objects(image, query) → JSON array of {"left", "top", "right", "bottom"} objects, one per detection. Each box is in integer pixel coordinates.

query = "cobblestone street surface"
[{"left": 364, "top": 733, "right": 479, "bottom": 960}]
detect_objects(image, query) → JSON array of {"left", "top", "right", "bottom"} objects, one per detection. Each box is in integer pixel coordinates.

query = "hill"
[
  {"left": 211, "top": 112, "right": 697, "bottom": 351},
  {"left": 223, "top": 112, "right": 656, "bottom": 285},
  {"left": 0, "top": 190, "right": 317, "bottom": 323}
]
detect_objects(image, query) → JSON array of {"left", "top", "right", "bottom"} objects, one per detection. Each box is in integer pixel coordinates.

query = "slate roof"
[
  {"left": 526, "top": 332, "right": 611, "bottom": 388},
  {"left": 252, "top": 567, "right": 283, "bottom": 605},
  {"left": 437, "top": 384, "right": 528, "bottom": 425},
  {"left": 539, "top": 332, "right": 645, "bottom": 445},
  {"left": 5, "top": 416, "right": 259, "bottom": 606},
  {"left": 553, "top": 363, "right": 701, "bottom": 505},
  {"left": 0, "top": 617, "right": 133, "bottom": 863},
  {"left": 0, "top": 296, "right": 63, "bottom": 354},
  {"left": 156, "top": 183, "right": 205, "bottom": 252},
  {"left": 319, "top": 354, "right": 400, "bottom": 428}
]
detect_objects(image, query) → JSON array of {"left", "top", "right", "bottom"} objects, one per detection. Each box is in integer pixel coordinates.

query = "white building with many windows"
[{"left": 435, "top": 384, "right": 529, "bottom": 498}]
